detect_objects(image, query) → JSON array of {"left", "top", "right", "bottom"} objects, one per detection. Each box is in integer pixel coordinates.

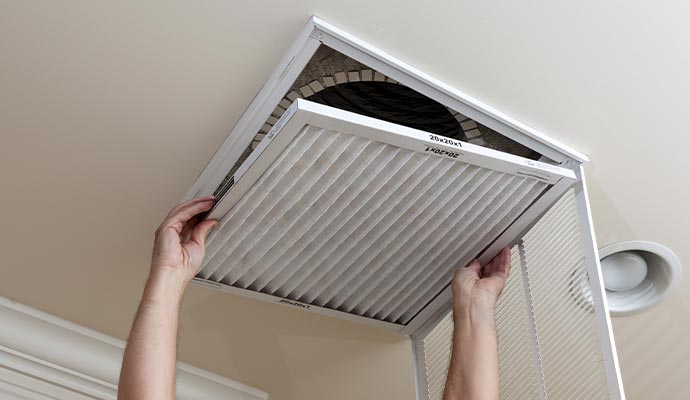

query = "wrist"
[
  {"left": 453, "top": 298, "right": 497, "bottom": 329},
  {"left": 453, "top": 292, "right": 495, "bottom": 311},
  {"left": 142, "top": 267, "right": 189, "bottom": 308}
]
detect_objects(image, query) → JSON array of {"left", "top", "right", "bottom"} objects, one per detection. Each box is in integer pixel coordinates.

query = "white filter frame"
[
  {"left": 207, "top": 99, "right": 574, "bottom": 221},
  {"left": 185, "top": 16, "right": 625, "bottom": 400}
]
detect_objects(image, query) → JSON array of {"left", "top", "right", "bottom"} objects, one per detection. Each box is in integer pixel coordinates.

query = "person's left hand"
[{"left": 151, "top": 196, "right": 219, "bottom": 285}]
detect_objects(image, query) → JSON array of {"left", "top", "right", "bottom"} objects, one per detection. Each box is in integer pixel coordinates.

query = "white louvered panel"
[
  {"left": 495, "top": 246, "right": 542, "bottom": 400},
  {"left": 422, "top": 247, "right": 539, "bottom": 400},
  {"left": 196, "top": 100, "right": 575, "bottom": 325},
  {"left": 521, "top": 189, "right": 610, "bottom": 400},
  {"left": 422, "top": 312, "right": 452, "bottom": 400}
]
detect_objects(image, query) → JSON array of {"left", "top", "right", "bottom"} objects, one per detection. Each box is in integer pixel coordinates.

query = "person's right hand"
[
  {"left": 151, "top": 196, "right": 219, "bottom": 286},
  {"left": 451, "top": 247, "right": 512, "bottom": 313}
]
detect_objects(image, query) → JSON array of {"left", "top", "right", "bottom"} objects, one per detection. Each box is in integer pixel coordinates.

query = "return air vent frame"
[{"left": 185, "top": 16, "right": 624, "bottom": 400}]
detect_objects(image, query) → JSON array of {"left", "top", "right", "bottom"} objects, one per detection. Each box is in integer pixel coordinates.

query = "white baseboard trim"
[{"left": 0, "top": 296, "right": 268, "bottom": 400}]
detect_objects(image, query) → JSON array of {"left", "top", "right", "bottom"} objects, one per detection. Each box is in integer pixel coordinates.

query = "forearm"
[
  {"left": 118, "top": 270, "right": 186, "bottom": 400},
  {"left": 443, "top": 302, "right": 499, "bottom": 400}
]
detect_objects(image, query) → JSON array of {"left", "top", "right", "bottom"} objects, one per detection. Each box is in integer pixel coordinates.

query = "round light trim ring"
[{"left": 599, "top": 240, "right": 682, "bottom": 316}]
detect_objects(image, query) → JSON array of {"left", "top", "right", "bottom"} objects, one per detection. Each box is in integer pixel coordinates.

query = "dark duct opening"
[{"left": 306, "top": 81, "right": 467, "bottom": 141}]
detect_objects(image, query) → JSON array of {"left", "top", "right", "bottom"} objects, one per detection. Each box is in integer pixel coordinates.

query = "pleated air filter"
[
  {"left": 186, "top": 17, "right": 625, "bottom": 400},
  {"left": 194, "top": 99, "right": 575, "bottom": 328}
]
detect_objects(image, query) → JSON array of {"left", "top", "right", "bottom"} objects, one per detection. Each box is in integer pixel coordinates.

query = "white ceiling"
[{"left": 1, "top": 1, "right": 689, "bottom": 399}]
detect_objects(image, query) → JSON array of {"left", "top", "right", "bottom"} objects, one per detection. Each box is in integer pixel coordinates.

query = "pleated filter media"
[
  {"left": 421, "top": 190, "right": 610, "bottom": 400},
  {"left": 195, "top": 100, "right": 574, "bottom": 326}
]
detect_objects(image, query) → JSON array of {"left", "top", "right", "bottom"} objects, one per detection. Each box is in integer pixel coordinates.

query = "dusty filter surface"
[{"left": 199, "top": 121, "right": 551, "bottom": 325}]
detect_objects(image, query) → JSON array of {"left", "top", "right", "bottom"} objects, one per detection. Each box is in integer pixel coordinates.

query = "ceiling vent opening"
[
  {"left": 307, "top": 81, "right": 466, "bottom": 141},
  {"left": 214, "top": 44, "right": 543, "bottom": 201},
  {"left": 257, "top": 46, "right": 540, "bottom": 159}
]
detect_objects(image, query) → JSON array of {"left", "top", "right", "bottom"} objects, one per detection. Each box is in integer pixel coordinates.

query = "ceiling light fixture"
[{"left": 599, "top": 241, "right": 682, "bottom": 316}]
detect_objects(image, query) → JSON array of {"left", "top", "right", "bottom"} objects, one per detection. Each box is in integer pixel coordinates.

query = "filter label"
[
  {"left": 278, "top": 298, "right": 311, "bottom": 310},
  {"left": 429, "top": 134, "right": 463, "bottom": 148},
  {"left": 424, "top": 145, "right": 462, "bottom": 159},
  {"left": 516, "top": 168, "right": 550, "bottom": 182}
]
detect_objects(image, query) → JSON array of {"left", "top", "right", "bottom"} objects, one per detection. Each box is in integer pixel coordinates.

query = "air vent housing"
[{"left": 186, "top": 16, "right": 625, "bottom": 400}]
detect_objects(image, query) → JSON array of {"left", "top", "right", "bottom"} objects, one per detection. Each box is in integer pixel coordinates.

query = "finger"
[
  {"left": 162, "top": 199, "right": 214, "bottom": 233},
  {"left": 166, "top": 196, "right": 215, "bottom": 220},
  {"left": 180, "top": 216, "right": 198, "bottom": 242},
  {"left": 453, "top": 259, "right": 479, "bottom": 283},
  {"left": 190, "top": 219, "right": 219, "bottom": 247},
  {"left": 488, "top": 247, "right": 510, "bottom": 279},
  {"left": 501, "top": 247, "right": 512, "bottom": 278},
  {"left": 157, "top": 196, "right": 214, "bottom": 237},
  {"left": 483, "top": 248, "right": 503, "bottom": 278},
  {"left": 482, "top": 252, "right": 500, "bottom": 277}
]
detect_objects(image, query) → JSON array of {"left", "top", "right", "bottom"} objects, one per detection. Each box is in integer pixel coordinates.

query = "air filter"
[{"left": 194, "top": 99, "right": 575, "bottom": 328}]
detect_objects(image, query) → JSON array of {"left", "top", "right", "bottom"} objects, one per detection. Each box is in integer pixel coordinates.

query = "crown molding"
[{"left": 0, "top": 297, "right": 268, "bottom": 400}]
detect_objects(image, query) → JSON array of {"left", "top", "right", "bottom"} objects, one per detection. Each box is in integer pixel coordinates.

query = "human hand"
[
  {"left": 151, "top": 196, "right": 219, "bottom": 286},
  {"left": 451, "top": 247, "right": 512, "bottom": 313}
]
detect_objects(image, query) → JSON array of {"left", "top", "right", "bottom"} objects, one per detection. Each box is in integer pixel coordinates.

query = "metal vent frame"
[{"left": 185, "top": 16, "right": 625, "bottom": 400}]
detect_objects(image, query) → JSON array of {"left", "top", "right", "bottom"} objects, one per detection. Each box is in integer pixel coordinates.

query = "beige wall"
[{"left": 1, "top": 1, "right": 689, "bottom": 399}]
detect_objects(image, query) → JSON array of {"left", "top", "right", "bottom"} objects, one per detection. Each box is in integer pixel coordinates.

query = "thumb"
[
  {"left": 465, "top": 259, "right": 482, "bottom": 275},
  {"left": 454, "top": 259, "right": 481, "bottom": 284},
  {"left": 190, "top": 219, "right": 219, "bottom": 247}
]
